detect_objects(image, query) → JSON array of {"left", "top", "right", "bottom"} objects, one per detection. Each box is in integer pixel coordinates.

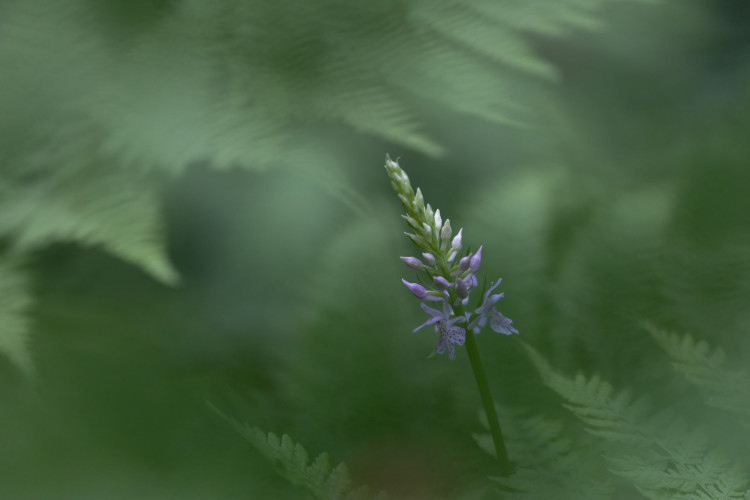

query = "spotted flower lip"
[
  {"left": 435, "top": 322, "right": 466, "bottom": 360},
  {"left": 413, "top": 294, "right": 467, "bottom": 360}
]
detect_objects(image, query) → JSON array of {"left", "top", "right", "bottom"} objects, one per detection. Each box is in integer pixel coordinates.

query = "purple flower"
[
  {"left": 402, "top": 279, "right": 427, "bottom": 299},
  {"left": 476, "top": 279, "right": 504, "bottom": 312},
  {"left": 435, "top": 322, "right": 466, "bottom": 360},
  {"left": 468, "top": 279, "right": 518, "bottom": 335},
  {"left": 489, "top": 311, "right": 518, "bottom": 336},
  {"left": 413, "top": 296, "right": 467, "bottom": 360},
  {"left": 413, "top": 295, "right": 459, "bottom": 332}
]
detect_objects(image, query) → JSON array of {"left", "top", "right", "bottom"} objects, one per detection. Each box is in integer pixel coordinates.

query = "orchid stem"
[{"left": 463, "top": 326, "right": 512, "bottom": 476}]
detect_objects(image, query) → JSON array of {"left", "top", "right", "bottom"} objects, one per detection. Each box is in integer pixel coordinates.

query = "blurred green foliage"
[{"left": 2, "top": 0, "right": 750, "bottom": 498}]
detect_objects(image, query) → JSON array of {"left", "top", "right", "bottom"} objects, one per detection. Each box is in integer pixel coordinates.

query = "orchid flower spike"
[
  {"left": 385, "top": 156, "right": 518, "bottom": 360},
  {"left": 385, "top": 156, "right": 516, "bottom": 473}
]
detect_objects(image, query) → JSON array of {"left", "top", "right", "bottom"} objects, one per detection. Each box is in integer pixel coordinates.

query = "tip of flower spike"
[{"left": 401, "top": 278, "right": 427, "bottom": 299}]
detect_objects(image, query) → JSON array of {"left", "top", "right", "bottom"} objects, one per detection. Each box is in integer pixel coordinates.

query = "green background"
[{"left": 2, "top": 1, "right": 749, "bottom": 498}]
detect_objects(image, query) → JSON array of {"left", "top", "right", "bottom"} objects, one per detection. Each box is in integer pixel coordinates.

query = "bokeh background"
[{"left": 2, "top": 0, "right": 750, "bottom": 498}]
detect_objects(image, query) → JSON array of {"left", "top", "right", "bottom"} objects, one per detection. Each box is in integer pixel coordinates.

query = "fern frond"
[
  {"left": 523, "top": 342, "right": 750, "bottom": 500},
  {"left": 0, "top": 133, "right": 178, "bottom": 285},
  {"left": 0, "top": 258, "right": 33, "bottom": 374},
  {"left": 3, "top": 0, "right": 657, "bottom": 177},
  {"left": 477, "top": 407, "right": 616, "bottom": 499},
  {"left": 644, "top": 323, "right": 750, "bottom": 428},
  {"left": 608, "top": 449, "right": 749, "bottom": 500},
  {"left": 241, "top": 426, "right": 387, "bottom": 500},
  {"left": 523, "top": 342, "right": 652, "bottom": 445},
  {"left": 211, "top": 407, "right": 386, "bottom": 500}
]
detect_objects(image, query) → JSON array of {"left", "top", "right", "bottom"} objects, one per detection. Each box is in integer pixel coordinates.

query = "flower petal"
[
  {"left": 490, "top": 311, "right": 518, "bottom": 335},
  {"left": 445, "top": 326, "right": 466, "bottom": 346}
]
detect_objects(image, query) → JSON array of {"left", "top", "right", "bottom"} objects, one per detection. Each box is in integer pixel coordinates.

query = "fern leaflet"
[
  {"left": 0, "top": 257, "right": 33, "bottom": 375},
  {"left": 211, "top": 406, "right": 387, "bottom": 500},
  {"left": 476, "top": 407, "right": 616, "bottom": 499},
  {"left": 644, "top": 323, "right": 750, "bottom": 428},
  {"left": 523, "top": 342, "right": 750, "bottom": 499}
]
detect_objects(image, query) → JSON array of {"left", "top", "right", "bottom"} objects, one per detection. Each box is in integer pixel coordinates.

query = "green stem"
[{"left": 462, "top": 320, "right": 512, "bottom": 476}]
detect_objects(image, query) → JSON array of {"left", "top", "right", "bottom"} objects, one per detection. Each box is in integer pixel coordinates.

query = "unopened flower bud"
[
  {"left": 401, "top": 215, "right": 420, "bottom": 231},
  {"left": 455, "top": 277, "right": 469, "bottom": 298},
  {"left": 401, "top": 279, "right": 427, "bottom": 299},
  {"left": 451, "top": 228, "right": 463, "bottom": 251},
  {"left": 405, "top": 232, "right": 427, "bottom": 247},
  {"left": 433, "top": 276, "right": 451, "bottom": 290},
  {"left": 458, "top": 255, "right": 471, "bottom": 272},
  {"left": 470, "top": 246, "right": 483, "bottom": 272},
  {"left": 422, "top": 252, "right": 436, "bottom": 266},
  {"left": 434, "top": 209, "right": 442, "bottom": 231},
  {"left": 425, "top": 204, "right": 434, "bottom": 223},
  {"left": 400, "top": 256, "right": 423, "bottom": 269},
  {"left": 414, "top": 188, "right": 425, "bottom": 211},
  {"left": 397, "top": 170, "right": 409, "bottom": 185},
  {"left": 441, "top": 219, "right": 452, "bottom": 248}
]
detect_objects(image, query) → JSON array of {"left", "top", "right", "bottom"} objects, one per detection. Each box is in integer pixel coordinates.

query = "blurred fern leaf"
[
  {"left": 644, "top": 323, "right": 750, "bottom": 428},
  {"left": 0, "top": 258, "right": 33, "bottom": 375},
  {"left": 3, "top": 0, "right": 655, "bottom": 174},
  {"left": 0, "top": 130, "right": 178, "bottom": 286},
  {"left": 213, "top": 407, "right": 387, "bottom": 500},
  {"left": 0, "top": 0, "right": 654, "bottom": 369},
  {"left": 477, "top": 408, "right": 615, "bottom": 499},
  {"left": 523, "top": 342, "right": 750, "bottom": 499}
]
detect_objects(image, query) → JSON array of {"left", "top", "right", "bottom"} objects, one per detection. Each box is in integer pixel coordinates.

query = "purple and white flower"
[
  {"left": 413, "top": 295, "right": 467, "bottom": 360},
  {"left": 468, "top": 279, "right": 518, "bottom": 335}
]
